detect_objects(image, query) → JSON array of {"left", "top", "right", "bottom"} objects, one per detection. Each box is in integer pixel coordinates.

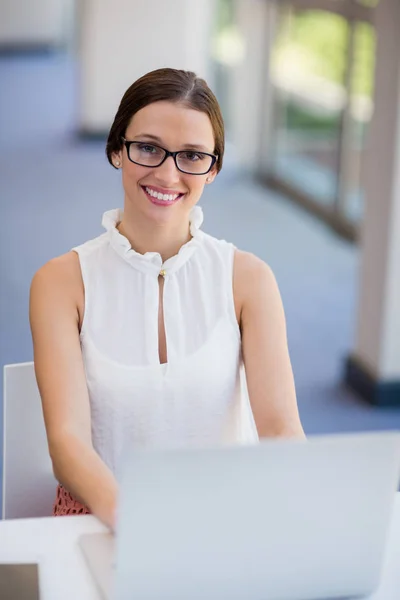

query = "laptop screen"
[{"left": 0, "top": 564, "right": 40, "bottom": 600}]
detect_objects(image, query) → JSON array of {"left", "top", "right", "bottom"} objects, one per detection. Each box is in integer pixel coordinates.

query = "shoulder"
[
  {"left": 30, "top": 252, "right": 84, "bottom": 322},
  {"left": 233, "top": 250, "right": 282, "bottom": 322},
  {"left": 234, "top": 249, "right": 274, "bottom": 280},
  {"left": 31, "top": 251, "right": 82, "bottom": 292},
  {"left": 30, "top": 230, "right": 109, "bottom": 294},
  {"left": 234, "top": 249, "right": 277, "bottom": 297}
]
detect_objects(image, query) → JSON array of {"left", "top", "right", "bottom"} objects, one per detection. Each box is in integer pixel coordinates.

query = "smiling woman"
[{"left": 29, "top": 68, "right": 305, "bottom": 530}]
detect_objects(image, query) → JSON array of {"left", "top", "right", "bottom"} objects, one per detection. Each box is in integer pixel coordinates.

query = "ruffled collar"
[{"left": 102, "top": 205, "right": 204, "bottom": 277}]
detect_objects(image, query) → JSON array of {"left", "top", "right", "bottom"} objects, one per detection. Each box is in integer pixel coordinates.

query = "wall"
[{"left": 0, "top": 0, "right": 72, "bottom": 47}]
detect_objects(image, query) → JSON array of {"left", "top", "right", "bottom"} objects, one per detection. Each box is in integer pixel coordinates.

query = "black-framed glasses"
[{"left": 121, "top": 137, "right": 217, "bottom": 175}]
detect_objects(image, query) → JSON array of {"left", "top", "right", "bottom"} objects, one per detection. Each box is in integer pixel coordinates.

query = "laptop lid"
[{"left": 113, "top": 431, "right": 400, "bottom": 600}]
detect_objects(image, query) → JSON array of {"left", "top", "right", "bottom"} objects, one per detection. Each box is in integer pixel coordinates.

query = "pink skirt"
[{"left": 52, "top": 484, "right": 91, "bottom": 516}]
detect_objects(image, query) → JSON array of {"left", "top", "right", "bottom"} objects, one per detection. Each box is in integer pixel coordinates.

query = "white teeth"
[{"left": 145, "top": 187, "right": 179, "bottom": 202}]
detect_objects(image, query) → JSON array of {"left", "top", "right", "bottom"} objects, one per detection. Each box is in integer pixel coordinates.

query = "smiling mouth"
[{"left": 141, "top": 185, "right": 184, "bottom": 206}]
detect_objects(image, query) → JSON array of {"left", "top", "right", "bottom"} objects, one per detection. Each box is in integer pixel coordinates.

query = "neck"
[{"left": 118, "top": 207, "right": 192, "bottom": 263}]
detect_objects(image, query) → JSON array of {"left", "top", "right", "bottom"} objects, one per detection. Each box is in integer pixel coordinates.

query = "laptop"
[{"left": 79, "top": 431, "right": 400, "bottom": 600}]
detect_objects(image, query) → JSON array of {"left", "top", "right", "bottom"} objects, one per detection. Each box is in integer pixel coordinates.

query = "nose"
[{"left": 154, "top": 155, "right": 181, "bottom": 185}]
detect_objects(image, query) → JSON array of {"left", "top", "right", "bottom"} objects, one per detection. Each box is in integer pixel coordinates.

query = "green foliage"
[
  {"left": 274, "top": 10, "right": 375, "bottom": 98},
  {"left": 286, "top": 102, "right": 338, "bottom": 133}
]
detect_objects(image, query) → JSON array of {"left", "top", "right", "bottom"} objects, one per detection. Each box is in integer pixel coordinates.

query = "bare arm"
[
  {"left": 29, "top": 253, "right": 118, "bottom": 529},
  {"left": 234, "top": 251, "right": 305, "bottom": 439}
]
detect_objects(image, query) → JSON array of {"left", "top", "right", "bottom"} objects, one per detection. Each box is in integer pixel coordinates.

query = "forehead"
[{"left": 126, "top": 101, "right": 215, "bottom": 149}]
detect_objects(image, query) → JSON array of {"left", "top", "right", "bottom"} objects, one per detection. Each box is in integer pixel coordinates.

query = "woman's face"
[{"left": 113, "top": 101, "right": 218, "bottom": 226}]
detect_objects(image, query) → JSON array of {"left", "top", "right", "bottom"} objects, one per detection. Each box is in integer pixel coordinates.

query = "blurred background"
[{"left": 1, "top": 0, "right": 400, "bottom": 504}]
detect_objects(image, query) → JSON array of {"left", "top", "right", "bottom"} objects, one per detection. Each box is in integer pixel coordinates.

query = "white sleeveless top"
[{"left": 74, "top": 206, "right": 258, "bottom": 477}]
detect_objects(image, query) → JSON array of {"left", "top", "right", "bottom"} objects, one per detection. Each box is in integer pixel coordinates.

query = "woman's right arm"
[{"left": 29, "top": 253, "right": 118, "bottom": 530}]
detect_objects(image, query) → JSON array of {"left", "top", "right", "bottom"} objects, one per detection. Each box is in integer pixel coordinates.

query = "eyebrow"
[{"left": 133, "top": 133, "right": 212, "bottom": 153}]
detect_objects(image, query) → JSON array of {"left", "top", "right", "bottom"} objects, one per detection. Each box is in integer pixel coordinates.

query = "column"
[
  {"left": 0, "top": 0, "right": 71, "bottom": 49},
  {"left": 78, "top": 0, "right": 214, "bottom": 135},
  {"left": 230, "top": 0, "right": 275, "bottom": 172},
  {"left": 345, "top": 0, "right": 400, "bottom": 406}
]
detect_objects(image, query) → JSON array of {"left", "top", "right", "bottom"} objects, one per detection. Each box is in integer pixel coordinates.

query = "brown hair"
[{"left": 106, "top": 68, "right": 224, "bottom": 173}]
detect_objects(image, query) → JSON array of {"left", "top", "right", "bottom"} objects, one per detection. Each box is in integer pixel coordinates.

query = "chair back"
[{"left": 2, "top": 362, "right": 56, "bottom": 519}]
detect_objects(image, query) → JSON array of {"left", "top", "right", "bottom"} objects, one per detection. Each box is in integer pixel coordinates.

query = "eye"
[
  {"left": 180, "top": 151, "right": 207, "bottom": 162},
  {"left": 137, "top": 143, "right": 159, "bottom": 154}
]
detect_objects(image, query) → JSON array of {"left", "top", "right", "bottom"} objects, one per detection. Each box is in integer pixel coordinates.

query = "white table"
[{"left": 1, "top": 496, "right": 400, "bottom": 599}]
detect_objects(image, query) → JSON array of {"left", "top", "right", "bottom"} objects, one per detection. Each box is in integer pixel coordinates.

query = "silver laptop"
[{"left": 79, "top": 431, "right": 400, "bottom": 600}]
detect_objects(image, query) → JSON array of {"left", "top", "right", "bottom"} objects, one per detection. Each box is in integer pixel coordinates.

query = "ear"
[
  {"left": 112, "top": 152, "right": 122, "bottom": 169},
  {"left": 205, "top": 166, "right": 218, "bottom": 184}
]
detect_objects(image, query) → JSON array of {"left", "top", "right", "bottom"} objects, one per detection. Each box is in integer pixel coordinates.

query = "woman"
[{"left": 29, "top": 68, "right": 305, "bottom": 531}]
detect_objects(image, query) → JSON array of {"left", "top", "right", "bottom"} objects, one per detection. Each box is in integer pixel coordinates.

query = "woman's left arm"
[{"left": 234, "top": 250, "right": 305, "bottom": 440}]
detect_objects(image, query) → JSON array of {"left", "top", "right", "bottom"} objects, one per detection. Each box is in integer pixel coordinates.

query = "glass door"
[{"left": 265, "top": 0, "right": 376, "bottom": 239}]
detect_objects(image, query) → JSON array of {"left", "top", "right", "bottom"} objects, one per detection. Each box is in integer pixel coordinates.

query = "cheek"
[
  {"left": 122, "top": 164, "right": 147, "bottom": 187},
  {"left": 185, "top": 176, "right": 207, "bottom": 197}
]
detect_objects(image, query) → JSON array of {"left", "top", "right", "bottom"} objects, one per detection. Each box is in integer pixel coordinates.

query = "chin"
[{"left": 141, "top": 197, "right": 186, "bottom": 226}]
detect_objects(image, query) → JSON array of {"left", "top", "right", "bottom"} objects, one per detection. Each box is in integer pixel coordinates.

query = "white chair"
[{"left": 2, "top": 362, "right": 57, "bottom": 519}]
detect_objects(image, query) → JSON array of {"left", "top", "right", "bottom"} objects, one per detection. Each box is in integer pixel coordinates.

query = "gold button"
[{"left": 159, "top": 269, "right": 166, "bottom": 277}]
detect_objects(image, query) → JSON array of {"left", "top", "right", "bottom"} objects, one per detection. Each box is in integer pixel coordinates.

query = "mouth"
[{"left": 141, "top": 185, "right": 185, "bottom": 207}]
